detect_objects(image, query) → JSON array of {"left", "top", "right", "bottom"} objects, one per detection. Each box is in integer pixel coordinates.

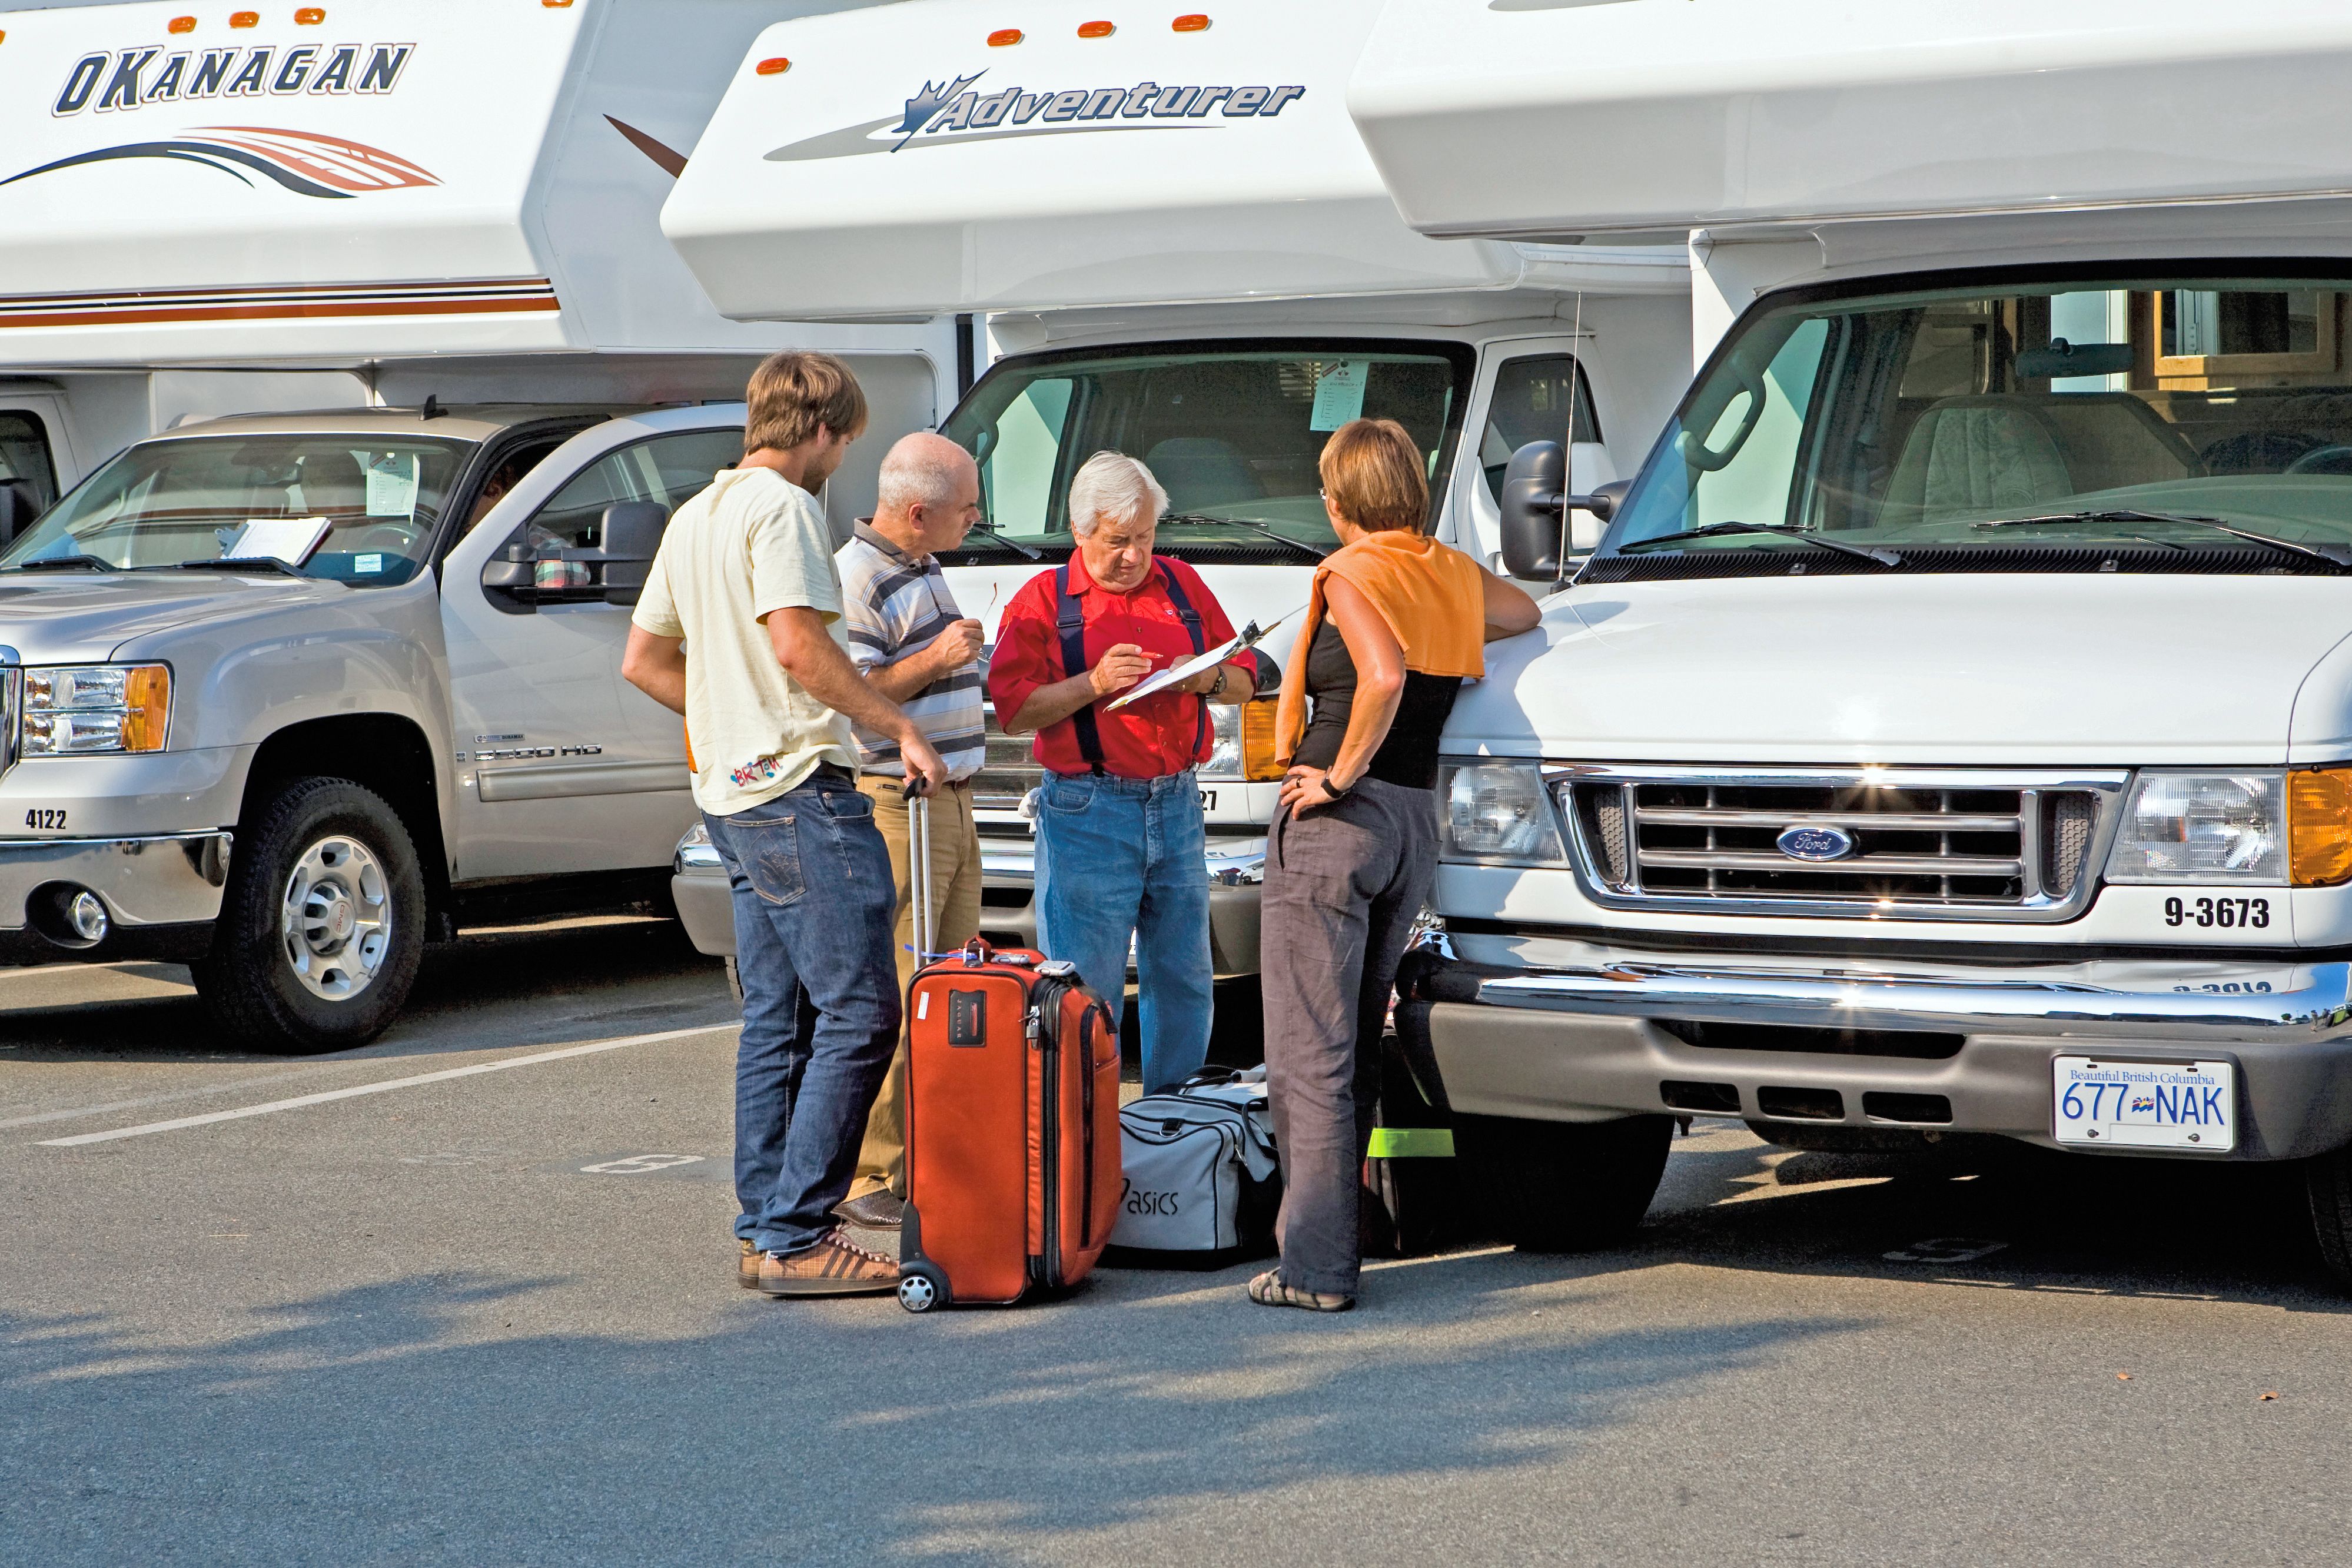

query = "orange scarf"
[{"left": 1275, "top": 529, "right": 1487, "bottom": 765}]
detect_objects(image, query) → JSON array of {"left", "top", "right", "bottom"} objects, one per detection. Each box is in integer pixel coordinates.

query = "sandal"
[{"left": 1247, "top": 1268, "right": 1354, "bottom": 1313}]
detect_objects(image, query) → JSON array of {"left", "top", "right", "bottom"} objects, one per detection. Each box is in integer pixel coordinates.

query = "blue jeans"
[
  {"left": 1034, "top": 768, "right": 1212, "bottom": 1094},
  {"left": 704, "top": 770, "right": 900, "bottom": 1257}
]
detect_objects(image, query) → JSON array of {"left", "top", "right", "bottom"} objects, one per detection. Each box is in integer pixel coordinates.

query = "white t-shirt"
[{"left": 632, "top": 467, "right": 859, "bottom": 816}]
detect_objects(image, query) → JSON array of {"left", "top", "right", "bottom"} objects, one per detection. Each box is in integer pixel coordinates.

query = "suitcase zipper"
[
  {"left": 1032, "top": 989, "right": 1062, "bottom": 1287},
  {"left": 1078, "top": 1002, "right": 1099, "bottom": 1251}
]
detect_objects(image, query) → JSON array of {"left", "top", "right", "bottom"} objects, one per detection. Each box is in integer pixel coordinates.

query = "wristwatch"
[
  {"left": 1207, "top": 666, "right": 1228, "bottom": 699},
  {"left": 1318, "top": 775, "right": 1352, "bottom": 800}
]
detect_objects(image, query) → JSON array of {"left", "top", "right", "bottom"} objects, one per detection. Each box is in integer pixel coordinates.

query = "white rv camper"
[
  {"left": 0, "top": 0, "right": 944, "bottom": 523},
  {"left": 1350, "top": 0, "right": 2352, "bottom": 1277},
  {"left": 0, "top": 0, "right": 948, "bottom": 1052},
  {"left": 659, "top": 0, "right": 1690, "bottom": 985}
]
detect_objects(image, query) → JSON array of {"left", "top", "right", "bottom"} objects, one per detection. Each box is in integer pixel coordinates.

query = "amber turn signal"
[
  {"left": 2290, "top": 766, "right": 2352, "bottom": 886},
  {"left": 1241, "top": 697, "right": 1285, "bottom": 782},
  {"left": 123, "top": 666, "right": 172, "bottom": 754},
  {"left": 988, "top": 27, "right": 1024, "bottom": 45}
]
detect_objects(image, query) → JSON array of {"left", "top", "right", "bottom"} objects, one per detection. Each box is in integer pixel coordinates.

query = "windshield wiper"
[
  {"left": 1161, "top": 513, "right": 1331, "bottom": 562},
  {"left": 1618, "top": 521, "right": 1902, "bottom": 567},
  {"left": 1, "top": 553, "right": 117, "bottom": 573},
  {"left": 958, "top": 520, "right": 1042, "bottom": 561},
  {"left": 1973, "top": 510, "right": 2352, "bottom": 567},
  {"left": 174, "top": 556, "right": 309, "bottom": 577}
]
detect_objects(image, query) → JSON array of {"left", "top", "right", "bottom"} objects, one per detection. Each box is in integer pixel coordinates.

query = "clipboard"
[{"left": 1104, "top": 632, "right": 1247, "bottom": 711}]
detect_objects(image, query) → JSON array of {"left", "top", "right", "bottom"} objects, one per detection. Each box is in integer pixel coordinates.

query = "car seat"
[
  {"left": 1880, "top": 397, "right": 2075, "bottom": 527},
  {"left": 1144, "top": 437, "right": 1264, "bottom": 513}
]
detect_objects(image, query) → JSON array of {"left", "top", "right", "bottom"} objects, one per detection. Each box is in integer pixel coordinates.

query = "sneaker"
[
  {"left": 756, "top": 1230, "right": 900, "bottom": 1297},
  {"left": 737, "top": 1237, "right": 762, "bottom": 1290},
  {"left": 833, "top": 1190, "right": 906, "bottom": 1229}
]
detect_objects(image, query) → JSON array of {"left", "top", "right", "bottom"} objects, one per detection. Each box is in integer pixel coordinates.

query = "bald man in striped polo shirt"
[{"left": 831, "top": 432, "right": 989, "bottom": 1228}]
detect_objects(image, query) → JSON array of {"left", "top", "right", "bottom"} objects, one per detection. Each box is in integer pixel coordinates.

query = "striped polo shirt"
[{"left": 835, "top": 520, "right": 986, "bottom": 782}]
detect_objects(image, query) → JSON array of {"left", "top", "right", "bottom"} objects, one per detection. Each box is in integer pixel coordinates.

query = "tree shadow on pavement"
[{"left": 0, "top": 1257, "right": 1866, "bottom": 1567}]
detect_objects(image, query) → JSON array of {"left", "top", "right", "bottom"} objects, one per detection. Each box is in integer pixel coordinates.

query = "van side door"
[{"left": 436, "top": 410, "right": 744, "bottom": 881}]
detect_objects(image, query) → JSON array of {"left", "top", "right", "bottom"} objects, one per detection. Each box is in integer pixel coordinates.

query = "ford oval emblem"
[{"left": 1776, "top": 823, "right": 1857, "bottom": 862}]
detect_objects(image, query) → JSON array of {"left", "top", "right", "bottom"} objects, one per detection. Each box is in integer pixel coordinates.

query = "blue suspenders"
[{"left": 1051, "top": 559, "right": 1207, "bottom": 775}]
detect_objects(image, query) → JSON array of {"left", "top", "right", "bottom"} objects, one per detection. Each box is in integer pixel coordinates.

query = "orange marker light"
[
  {"left": 295, "top": 6, "right": 325, "bottom": 22},
  {"left": 229, "top": 10, "right": 258, "bottom": 26},
  {"left": 542, "top": 0, "right": 576, "bottom": 8},
  {"left": 1172, "top": 13, "right": 1210, "bottom": 30},
  {"left": 169, "top": 15, "right": 198, "bottom": 32},
  {"left": 988, "top": 27, "right": 1024, "bottom": 45},
  {"left": 755, "top": 55, "right": 791, "bottom": 75},
  {"left": 1077, "top": 19, "right": 1115, "bottom": 37}
]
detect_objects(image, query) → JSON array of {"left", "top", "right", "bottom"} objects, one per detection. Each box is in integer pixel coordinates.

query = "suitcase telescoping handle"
[{"left": 908, "top": 786, "right": 936, "bottom": 965}]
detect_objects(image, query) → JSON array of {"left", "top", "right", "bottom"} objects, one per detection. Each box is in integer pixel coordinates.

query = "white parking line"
[
  {"left": 0, "top": 1062, "right": 375, "bottom": 1131},
  {"left": 35, "top": 1024, "right": 732, "bottom": 1148}
]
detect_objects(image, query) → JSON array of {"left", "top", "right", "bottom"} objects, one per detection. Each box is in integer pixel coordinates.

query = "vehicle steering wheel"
[{"left": 2285, "top": 444, "right": 2352, "bottom": 476}]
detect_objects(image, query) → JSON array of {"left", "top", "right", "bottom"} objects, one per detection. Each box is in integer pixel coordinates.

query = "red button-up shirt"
[{"left": 988, "top": 552, "right": 1238, "bottom": 779}]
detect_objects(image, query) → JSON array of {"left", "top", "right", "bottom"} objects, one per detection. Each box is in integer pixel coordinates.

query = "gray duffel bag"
[{"left": 1105, "top": 1066, "right": 1281, "bottom": 1265}]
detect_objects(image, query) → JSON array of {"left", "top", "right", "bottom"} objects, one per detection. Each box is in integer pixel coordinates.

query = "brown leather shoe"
[
  {"left": 738, "top": 1238, "right": 762, "bottom": 1290},
  {"left": 834, "top": 1190, "right": 905, "bottom": 1228},
  {"left": 756, "top": 1230, "right": 900, "bottom": 1297}
]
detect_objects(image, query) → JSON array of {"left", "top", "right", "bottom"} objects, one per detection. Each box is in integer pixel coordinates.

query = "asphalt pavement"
[{"left": 5, "top": 919, "right": 2350, "bottom": 1566}]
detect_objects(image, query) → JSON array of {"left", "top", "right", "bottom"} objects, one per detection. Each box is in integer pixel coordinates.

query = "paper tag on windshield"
[
  {"left": 1308, "top": 360, "right": 1369, "bottom": 431},
  {"left": 365, "top": 453, "right": 419, "bottom": 518},
  {"left": 224, "top": 516, "right": 331, "bottom": 566}
]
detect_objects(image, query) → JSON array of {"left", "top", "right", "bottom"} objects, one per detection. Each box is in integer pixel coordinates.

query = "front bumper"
[
  {"left": 670, "top": 834, "right": 1267, "bottom": 976},
  {"left": 1403, "top": 931, "right": 2352, "bottom": 1160},
  {"left": 0, "top": 830, "right": 232, "bottom": 962}
]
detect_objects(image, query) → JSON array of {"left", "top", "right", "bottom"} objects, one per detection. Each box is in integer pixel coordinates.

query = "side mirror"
[
  {"left": 597, "top": 500, "right": 668, "bottom": 606},
  {"left": 1499, "top": 441, "right": 1624, "bottom": 580}
]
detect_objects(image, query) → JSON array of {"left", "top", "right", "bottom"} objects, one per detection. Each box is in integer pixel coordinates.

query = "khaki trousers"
[{"left": 849, "top": 775, "right": 984, "bottom": 1198}]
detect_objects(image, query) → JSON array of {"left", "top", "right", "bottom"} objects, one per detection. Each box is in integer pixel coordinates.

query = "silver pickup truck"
[{"left": 0, "top": 401, "right": 753, "bottom": 1052}]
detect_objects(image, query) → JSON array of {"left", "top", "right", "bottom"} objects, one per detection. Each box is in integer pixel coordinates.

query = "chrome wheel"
[{"left": 280, "top": 835, "right": 391, "bottom": 1002}]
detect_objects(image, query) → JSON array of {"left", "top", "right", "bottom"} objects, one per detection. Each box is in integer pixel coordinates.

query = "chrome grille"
[
  {"left": 971, "top": 704, "right": 1042, "bottom": 815},
  {"left": 1558, "top": 766, "right": 2128, "bottom": 922}
]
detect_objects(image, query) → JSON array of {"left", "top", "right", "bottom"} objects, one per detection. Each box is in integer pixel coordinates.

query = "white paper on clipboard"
[{"left": 1104, "top": 632, "right": 1246, "bottom": 710}]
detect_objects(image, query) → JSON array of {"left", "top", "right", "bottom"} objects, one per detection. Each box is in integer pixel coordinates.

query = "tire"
[
  {"left": 725, "top": 955, "right": 743, "bottom": 1005},
  {"left": 1463, "top": 1112, "right": 1673, "bottom": 1253},
  {"left": 191, "top": 778, "right": 427, "bottom": 1054},
  {"left": 2307, "top": 1144, "right": 2352, "bottom": 1287}
]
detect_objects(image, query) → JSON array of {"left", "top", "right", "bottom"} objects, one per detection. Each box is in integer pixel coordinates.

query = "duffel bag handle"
[{"left": 959, "top": 936, "right": 994, "bottom": 967}]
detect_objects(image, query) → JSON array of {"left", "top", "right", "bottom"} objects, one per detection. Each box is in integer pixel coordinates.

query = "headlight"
[
  {"left": 1200, "top": 699, "right": 1285, "bottom": 782},
  {"left": 2104, "top": 772, "right": 2285, "bottom": 883},
  {"left": 19, "top": 664, "right": 170, "bottom": 755},
  {"left": 1439, "top": 760, "right": 1567, "bottom": 865},
  {"left": 674, "top": 820, "right": 722, "bottom": 873}
]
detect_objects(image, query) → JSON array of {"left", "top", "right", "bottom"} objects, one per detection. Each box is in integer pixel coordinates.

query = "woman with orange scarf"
[{"left": 1250, "top": 418, "right": 1541, "bottom": 1313}]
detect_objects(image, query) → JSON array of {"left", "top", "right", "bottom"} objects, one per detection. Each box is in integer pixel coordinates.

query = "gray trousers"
[{"left": 1260, "top": 775, "right": 1440, "bottom": 1296}]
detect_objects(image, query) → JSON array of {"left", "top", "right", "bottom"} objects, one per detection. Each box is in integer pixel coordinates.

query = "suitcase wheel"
[{"left": 897, "top": 1263, "right": 949, "bottom": 1314}]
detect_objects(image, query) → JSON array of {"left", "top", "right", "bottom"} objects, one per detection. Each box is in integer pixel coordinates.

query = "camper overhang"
[
  {"left": 1350, "top": 0, "right": 2352, "bottom": 244},
  {"left": 660, "top": 0, "right": 1683, "bottom": 323}
]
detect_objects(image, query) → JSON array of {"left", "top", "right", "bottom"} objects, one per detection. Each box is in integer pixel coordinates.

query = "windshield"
[
  {"left": 937, "top": 341, "right": 1472, "bottom": 562},
  {"left": 1599, "top": 271, "right": 2352, "bottom": 578},
  {"left": 0, "top": 434, "right": 473, "bottom": 584}
]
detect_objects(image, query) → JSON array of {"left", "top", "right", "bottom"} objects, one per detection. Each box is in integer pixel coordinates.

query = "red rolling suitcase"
[{"left": 894, "top": 801, "right": 1122, "bottom": 1312}]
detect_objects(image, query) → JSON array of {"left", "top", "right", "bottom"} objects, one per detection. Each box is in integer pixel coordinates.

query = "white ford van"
[{"left": 1350, "top": 0, "right": 2352, "bottom": 1277}]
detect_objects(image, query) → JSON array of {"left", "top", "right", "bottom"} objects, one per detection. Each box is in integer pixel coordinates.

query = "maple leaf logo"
[{"left": 895, "top": 71, "right": 984, "bottom": 148}]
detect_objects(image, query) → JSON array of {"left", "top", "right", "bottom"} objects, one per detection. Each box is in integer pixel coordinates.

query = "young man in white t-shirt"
[{"left": 623, "top": 352, "right": 947, "bottom": 1297}]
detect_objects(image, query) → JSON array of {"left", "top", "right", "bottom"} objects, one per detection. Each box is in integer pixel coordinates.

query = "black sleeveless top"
[{"left": 1290, "top": 620, "right": 1463, "bottom": 790}]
